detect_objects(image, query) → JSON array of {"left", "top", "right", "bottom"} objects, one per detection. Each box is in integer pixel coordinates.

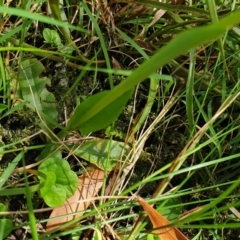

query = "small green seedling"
[{"left": 43, "top": 28, "right": 74, "bottom": 55}]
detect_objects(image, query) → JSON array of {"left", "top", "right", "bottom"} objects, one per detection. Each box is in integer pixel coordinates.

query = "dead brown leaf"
[
  {"left": 148, "top": 9, "right": 166, "bottom": 28},
  {"left": 46, "top": 167, "right": 105, "bottom": 231},
  {"left": 137, "top": 197, "right": 189, "bottom": 240}
]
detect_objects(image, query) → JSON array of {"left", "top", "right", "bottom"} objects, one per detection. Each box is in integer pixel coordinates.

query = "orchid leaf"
[
  {"left": 18, "top": 58, "right": 58, "bottom": 128},
  {"left": 67, "top": 89, "right": 133, "bottom": 136}
]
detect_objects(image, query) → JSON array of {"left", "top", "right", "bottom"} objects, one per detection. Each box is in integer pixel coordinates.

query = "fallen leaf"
[
  {"left": 46, "top": 167, "right": 105, "bottom": 231},
  {"left": 148, "top": 9, "right": 166, "bottom": 28},
  {"left": 137, "top": 197, "right": 188, "bottom": 240}
]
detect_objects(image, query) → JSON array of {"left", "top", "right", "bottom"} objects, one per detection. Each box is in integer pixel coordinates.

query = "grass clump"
[{"left": 0, "top": 0, "right": 240, "bottom": 239}]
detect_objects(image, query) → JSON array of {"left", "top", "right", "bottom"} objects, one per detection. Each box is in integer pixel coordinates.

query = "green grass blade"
[
  {"left": 23, "top": 155, "right": 39, "bottom": 240},
  {"left": 74, "top": 10, "right": 240, "bottom": 126},
  {"left": 186, "top": 48, "right": 196, "bottom": 138},
  {"left": 0, "top": 152, "right": 24, "bottom": 189},
  {"left": 82, "top": 2, "right": 113, "bottom": 88},
  {"left": 0, "top": 7, "right": 87, "bottom": 33},
  {"left": 116, "top": 27, "right": 160, "bottom": 135}
]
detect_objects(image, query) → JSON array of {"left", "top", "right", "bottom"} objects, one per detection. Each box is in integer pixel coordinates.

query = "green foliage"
[
  {"left": 1, "top": 1, "right": 240, "bottom": 239},
  {"left": 43, "top": 28, "right": 62, "bottom": 46},
  {"left": 38, "top": 157, "right": 78, "bottom": 207},
  {"left": 105, "top": 126, "right": 125, "bottom": 139},
  {"left": 66, "top": 10, "right": 240, "bottom": 133},
  {"left": 0, "top": 204, "right": 13, "bottom": 239},
  {"left": 66, "top": 89, "right": 133, "bottom": 136},
  {"left": 36, "top": 147, "right": 62, "bottom": 161},
  {"left": 43, "top": 28, "right": 74, "bottom": 55},
  {"left": 18, "top": 58, "right": 58, "bottom": 128},
  {"left": 147, "top": 234, "right": 157, "bottom": 240},
  {"left": 0, "top": 219, "right": 13, "bottom": 239},
  {"left": 0, "top": 203, "right": 6, "bottom": 212},
  {"left": 158, "top": 198, "right": 182, "bottom": 223},
  {"left": 72, "top": 138, "right": 131, "bottom": 171}
]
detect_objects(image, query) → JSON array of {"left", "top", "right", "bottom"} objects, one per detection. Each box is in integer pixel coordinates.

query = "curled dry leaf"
[
  {"left": 137, "top": 197, "right": 188, "bottom": 240},
  {"left": 46, "top": 167, "right": 105, "bottom": 231},
  {"left": 148, "top": 9, "right": 166, "bottom": 28}
]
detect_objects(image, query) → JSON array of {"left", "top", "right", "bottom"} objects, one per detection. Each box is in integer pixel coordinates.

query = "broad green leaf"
[
  {"left": 18, "top": 58, "right": 58, "bottom": 128},
  {"left": 43, "top": 28, "right": 62, "bottom": 47},
  {"left": 0, "top": 219, "right": 13, "bottom": 239},
  {"left": 75, "top": 7, "right": 240, "bottom": 128},
  {"left": 40, "top": 87, "right": 58, "bottom": 120},
  {"left": 39, "top": 171, "right": 56, "bottom": 196},
  {"left": 38, "top": 157, "right": 78, "bottom": 207},
  {"left": 39, "top": 171, "right": 66, "bottom": 207},
  {"left": 72, "top": 139, "right": 131, "bottom": 171},
  {"left": 67, "top": 89, "right": 133, "bottom": 135},
  {"left": 0, "top": 203, "right": 6, "bottom": 212}
]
